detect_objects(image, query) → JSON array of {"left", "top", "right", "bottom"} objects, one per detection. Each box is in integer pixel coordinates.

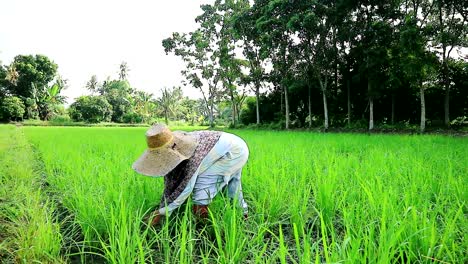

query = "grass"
[
  {"left": 0, "top": 125, "right": 64, "bottom": 263},
  {"left": 2, "top": 125, "right": 467, "bottom": 263}
]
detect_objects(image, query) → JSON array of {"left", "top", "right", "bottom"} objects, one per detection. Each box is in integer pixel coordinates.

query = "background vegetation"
[{"left": 1, "top": 0, "right": 467, "bottom": 132}]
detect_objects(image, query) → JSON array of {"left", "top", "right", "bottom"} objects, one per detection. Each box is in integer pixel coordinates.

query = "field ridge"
[{"left": 0, "top": 125, "right": 64, "bottom": 263}]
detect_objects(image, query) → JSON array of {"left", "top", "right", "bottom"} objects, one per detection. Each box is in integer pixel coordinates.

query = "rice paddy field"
[{"left": 0, "top": 125, "right": 467, "bottom": 263}]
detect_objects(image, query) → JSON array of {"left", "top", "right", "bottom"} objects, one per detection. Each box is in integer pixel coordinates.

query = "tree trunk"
[
  {"left": 308, "top": 84, "right": 312, "bottom": 128},
  {"left": 420, "top": 86, "right": 426, "bottom": 133},
  {"left": 209, "top": 103, "right": 214, "bottom": 128},
  {"left": 255, "top": 85, "right": 260, "bottom": 125},
  {"left": 323, "top": 90, "right": 329, "bottom": 130},
  {"left": 280, "top": 87, "right": 284, "bottom": 118},
  {"left": 439, "top": 6, "right": 451, "bottom": 127},
  {"left": 444, "top": 87, "right": 450, "bottom": 126},
  {"left": 164, "top": 110, "right": 168, "bottom": 125},
  {"left": 347, "top": 79, "right": 351, "bottom": 126},
  {"left": 369, "top": 97, "right": 374, "bottom": 131},
  {"left": 319, "top": 77, "right": 329, "bottom": 130},
  {"left": 284, "top": 85, "right": 290, "bottom": 129},
  {"left": 229, "top": 87, "right": 236, "bottom": 127},
  {"left": 391, "top": 94, "right": 395, "bottom": 125},
  {"left": 368, "top": 80, "right": 374, "bottom": 131}
]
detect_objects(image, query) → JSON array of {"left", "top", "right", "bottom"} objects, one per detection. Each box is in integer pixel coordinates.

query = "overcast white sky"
[{"left": 0, "top": 0, "right": 214, "bottom": 104}]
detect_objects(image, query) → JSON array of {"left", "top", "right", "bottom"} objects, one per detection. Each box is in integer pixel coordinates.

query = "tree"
[
  {"left": 119, "top": 61, "right": 130, "bottom": 81},
  {"left": 0, "top": 65, "right": 8, "bottom": 98},
  {"left": 131, "top": 90, "right": 156, "bottom": 124},
  {"left": 430, "top": 0, "right": 468, "bottom": 126},
  {"left": 86, "top": 75, "right": 99, "bottom": 93},
  {"left": 101, "top": 79, "right": 133, "bottom": 122},
  {"left": 180, "top": 97, "right": 202, "bottom": 125},
  {"left": 400, "top": 0, "right": 437, "bottom": 133},
  {"left": 288, "top": 0, "right": 341, "bottom": 130},
  {"left": 0, "top": 96, "right": 25, "bottom": 121},
  {"left": 158, "top": 0, "right": 468, "bottom": 130},
  {"left": 209, "top": 0, "right": 250, "bottom": 127},
  {"left": 69, "top": 95, "right": 113, "bottom": 123},
  {"left": 5, "top": 55, "right": 58, "bottom": 98},
  {"left": 5, "top": 64, "right": 19, "bottom": 87},
  {"left": 232, "top": 0, "right": 268, "bottom": 125},
  {"left": 163, "top": 27, "right": 222, "bottom": 127},
  {"left": 346, "top": 1, "right": 400, "bottom": 131},
  {"left": 157, "top": 86, "right": 183, "bottom": 125},
  {"left": 31, "top": 76, "right": 68, "bottom": 120},
  {"left": 254, "top": 0, "right": 297, "bottom": 129},
  {"left": 4, "top": 55, "right": 59, "bottom": 119}
]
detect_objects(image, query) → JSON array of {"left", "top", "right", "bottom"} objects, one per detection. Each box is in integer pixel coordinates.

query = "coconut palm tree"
[{"left": 157, "top": 86, "right": 183, "bottom": 124}]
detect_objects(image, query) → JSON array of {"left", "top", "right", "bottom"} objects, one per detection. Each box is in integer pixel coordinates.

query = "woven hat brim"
[
  {"left": 132, "top": 148, "right": 186, "bottom": 177},
  {"left": 132, "top": 132, "right": 198, "bottom": 177}
]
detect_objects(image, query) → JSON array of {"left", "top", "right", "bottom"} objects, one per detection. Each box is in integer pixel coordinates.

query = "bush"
[
  {"left": 0, "top": 96, "right": 25, "bottom": 121},
  {"left": 48, "top": 114, "right": 74, "bottom": 126},
  {"left": 122, "top": 111, "right": 144, "bottom": 124},
  {"left": 69, "top": 96, "right": 113, "bottom": 123}
]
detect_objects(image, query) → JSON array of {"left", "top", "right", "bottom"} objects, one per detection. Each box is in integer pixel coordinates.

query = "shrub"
[
  {"left": 69, "top": 96, "right": 113, "bottom": 123},
  {"left": 49, "top": 114, "right": 73, "bottom": 126},
  {"left": 0, "top": 96, "right": 25, "bottom": 121},
  {"left": 122, "top": 111, "right": 144, "bottom": 124}
]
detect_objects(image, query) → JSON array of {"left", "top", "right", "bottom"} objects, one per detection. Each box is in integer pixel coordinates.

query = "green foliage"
[
  {"left": 0, "top": 65, "right": 8, "bottom": 98},
  {"left": 0, "top": 96, "right": 25, "bottom": 121},
  {"left": 160, "top": 0, "right": 467, "bottom": 131},
  {"left": 101, "top": 80, "right": 133, "bottom": 122},
  {"left": 49, "top": 114, "right": 71, "bottom": 124},
  {"left": 122, "top": 111, "right": 144, "bottom": 124},
  {"left": 84, "top": 68, "right": 159, "bottom": 124},
  {"left": 19, "top": 126, "right": 468, "bottom": 263},
  {"left": 179, "top": 97, "right": 203, "bottom": 125},
  {"left": 69, "top": 95, "right": 113, "bottom": 123},
  {"left": 0, "top": 54, "right": 67, "bottom": 121},
  {"left": 131, "top": 90, "right": 156, "bottom": 124},
  {"left": 5, "top": 55, "right": 58, "bottom": 99},
  {"left": 157, "top": 86, "right": 183, "bottom": 125},
  {"left": 0, "top": 126, "right": 64, "bottom": 263}
]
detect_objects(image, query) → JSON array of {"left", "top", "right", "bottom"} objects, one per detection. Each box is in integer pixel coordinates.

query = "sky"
[{"left": 0, "top": 0, "right": 214, "bottom": 104}]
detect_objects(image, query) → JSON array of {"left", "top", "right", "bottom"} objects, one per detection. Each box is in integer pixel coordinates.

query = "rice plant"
[{"left": 17, "top": 126, "right": 468, "bottom": 263}]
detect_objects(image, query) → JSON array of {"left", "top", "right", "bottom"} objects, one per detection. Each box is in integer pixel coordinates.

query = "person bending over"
[{"left": 132, "top": 124, "right": 249, "bottom": 226}]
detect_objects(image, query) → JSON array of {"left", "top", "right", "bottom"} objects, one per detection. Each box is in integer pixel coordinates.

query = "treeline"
[
  {"left": 164, "top": 0, "right": 468, "bottom": 131},
  {"left": 71, "top": 63, "right": 207, "bottom": 125},
  {"left": 0, "top": 57, "right": 208, "bottom": 125}
]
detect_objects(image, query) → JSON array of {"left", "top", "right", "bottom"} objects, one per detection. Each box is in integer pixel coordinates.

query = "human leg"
[{"left": 226, "top": 168, "right": 248, "bottom": 215}]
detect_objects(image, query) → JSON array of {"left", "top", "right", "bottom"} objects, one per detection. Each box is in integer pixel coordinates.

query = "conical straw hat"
[{"left": 132, "top": 124, "right": 198, "bottom": 177}]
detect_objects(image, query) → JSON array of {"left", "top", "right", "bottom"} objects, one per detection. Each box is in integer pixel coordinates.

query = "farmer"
[{"left": 132, "top": 124, "right": 249, "bottom": 226}]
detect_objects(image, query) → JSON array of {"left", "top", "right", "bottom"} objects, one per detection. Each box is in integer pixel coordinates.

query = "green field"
[{"left": 1, "top": 125, "right": 467, "bottom": 263}]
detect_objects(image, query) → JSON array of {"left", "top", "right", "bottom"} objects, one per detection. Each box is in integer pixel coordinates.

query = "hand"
[{"left": 144, "top": 210, "right": 163, "bottom": 227}]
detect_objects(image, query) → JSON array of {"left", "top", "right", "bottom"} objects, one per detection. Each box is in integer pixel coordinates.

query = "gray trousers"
[{"left": 192, "top": 136, "right": 249, "bottom": 213}]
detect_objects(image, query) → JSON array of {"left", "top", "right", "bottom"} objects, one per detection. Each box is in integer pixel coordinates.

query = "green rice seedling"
[
  {"left": 16, "top": 126, "right": 468, "bottom": 263},
  {"left": 0, "top": 126, "right": 64, "bottom": 263}
]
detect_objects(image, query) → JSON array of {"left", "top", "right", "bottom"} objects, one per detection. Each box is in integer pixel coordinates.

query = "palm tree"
[
  {"left": 119, "top": 62, "right": 129, "bottom": 80},
  {"left": 157, "top": 86, "right": 183, "bottom": 124},
  {"left": 133, "top": 90, "right": 154, "bottom": 123},
  {"left": 86, "top": 75, "right": 99, "bottom": 93}
]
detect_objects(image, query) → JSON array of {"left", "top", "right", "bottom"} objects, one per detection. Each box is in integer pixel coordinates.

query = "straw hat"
[{"left": 132, "top": 124, "right": 198, "bottom": 177}]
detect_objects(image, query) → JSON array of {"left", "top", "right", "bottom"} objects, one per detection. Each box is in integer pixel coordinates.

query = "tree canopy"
[{"left": 163, "top": 0, "right": 468, "bottom": 131}]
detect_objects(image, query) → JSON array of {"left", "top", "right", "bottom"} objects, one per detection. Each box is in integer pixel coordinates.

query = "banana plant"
[{"left": 31, "top": 78, "right": 66, "bottom": 120}]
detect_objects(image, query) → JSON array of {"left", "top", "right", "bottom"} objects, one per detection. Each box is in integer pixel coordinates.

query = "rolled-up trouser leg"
[{"left": 227, "top": 168, "right": 248, "bottom": 214}]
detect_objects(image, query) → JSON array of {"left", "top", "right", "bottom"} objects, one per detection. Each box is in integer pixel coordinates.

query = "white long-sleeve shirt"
[{"left": 158, "top": 132, "right": 249, "bottom": 216}]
